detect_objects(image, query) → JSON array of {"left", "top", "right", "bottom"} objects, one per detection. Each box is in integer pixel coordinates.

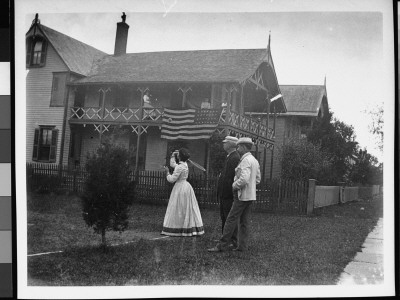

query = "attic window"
[{"left": 26, "top": 37, "right": 47, "bottom": 67}]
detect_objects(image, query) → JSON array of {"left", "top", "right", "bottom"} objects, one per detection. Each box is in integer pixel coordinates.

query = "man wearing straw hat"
[
  {"left": 217, "top": 136, "right": 240, "bottom": 248},
  {"left": 208, "top": 137, "right": 261, "bottom": 252}
]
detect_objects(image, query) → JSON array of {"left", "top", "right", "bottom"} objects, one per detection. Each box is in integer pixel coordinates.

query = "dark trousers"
[
  {"left": 219, "top": 196, "right": 238, "bottom": 247},
  {"left": 218, "top": 196, "right": 253, "bottom": 251}
]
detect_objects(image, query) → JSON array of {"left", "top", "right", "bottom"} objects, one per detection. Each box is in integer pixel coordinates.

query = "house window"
[
  {"left": 26, "top": 37, "right": 47, "bottom": 67},
  {"left": 50, "top": 73, "right": 67, "bottom": 106},
  {"left": 32, "top": 127, "right": 58, "bottom": 162}
]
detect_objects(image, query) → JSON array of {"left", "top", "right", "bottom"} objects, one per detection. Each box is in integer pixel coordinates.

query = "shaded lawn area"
[{"left": 27, "top": 193, "right": 383, "bottom": 285}]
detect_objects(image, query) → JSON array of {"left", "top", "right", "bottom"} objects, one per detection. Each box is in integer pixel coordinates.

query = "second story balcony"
[{"left": 69, "top": 106, "right": 275, "bottom": 141}]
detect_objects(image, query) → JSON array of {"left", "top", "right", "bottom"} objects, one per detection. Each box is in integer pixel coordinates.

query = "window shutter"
[
  {"left": 32, "top": 128, "right": 39, "bottom": 161},
  {"left": 26, "top": 38, "right": 32, "bottom": 67},
  {"left": 49, "top": 129, "right": 58, "bottom": 162},
  {"left": 40, "top": 40, "right": 47, "bottom": 66}
]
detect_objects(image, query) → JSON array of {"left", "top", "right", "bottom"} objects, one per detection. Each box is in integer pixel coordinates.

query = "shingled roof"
[
  {"left": 279, "top": 85, "right": 327, "bottom": 116},
  {"left": 38, "top": 24, "right": 107, "bottom": 76},
  {"left": 73, "top": 48, "right": 270, "bottom": 84}
]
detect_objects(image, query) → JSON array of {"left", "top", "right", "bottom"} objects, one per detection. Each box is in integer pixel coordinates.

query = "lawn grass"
[{"left": 27, "top": 192, "right": 383, "bottom": 285}]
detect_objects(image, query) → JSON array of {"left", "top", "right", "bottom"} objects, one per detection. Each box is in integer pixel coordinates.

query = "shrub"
[
  {"left": 278, "top": 138, "right": 332, "bottom": 183},
  {"left": 81, "top": 139, "right": 134, "bottom": 247}
]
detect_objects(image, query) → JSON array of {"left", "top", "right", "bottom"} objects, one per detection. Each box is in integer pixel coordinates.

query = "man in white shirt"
[{"left": 208, "top": 137, "right": 261, "bottom": 252}]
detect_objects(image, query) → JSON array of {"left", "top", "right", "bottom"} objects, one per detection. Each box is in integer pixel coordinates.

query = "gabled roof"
[
  {"left": 27, "top": 24, "right": 107, "bottom": 76},
  {"left": 279, "top": 85, "right": 327, "bottom": 116},
  {"left": 74, "top": 48, "right": 271, "bottom": 84}
]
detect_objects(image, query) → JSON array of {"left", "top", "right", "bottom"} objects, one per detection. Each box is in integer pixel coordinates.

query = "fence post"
[
  {"left": 337, "top": 181, "right": 345, "bottom": 204},
  {"left": 73, "top": 168, "right": 78, "bottom": 193},
  {"left": 307, "top": 179, "right": 316, "bottom": 216}
]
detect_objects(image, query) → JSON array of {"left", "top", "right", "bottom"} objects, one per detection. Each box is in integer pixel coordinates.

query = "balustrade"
[
  {"left": 70, "top": 107, "right": 163, "bottom": 122},
  {"left": 70, "top": 106, "right": 274, "bottom": 140}
]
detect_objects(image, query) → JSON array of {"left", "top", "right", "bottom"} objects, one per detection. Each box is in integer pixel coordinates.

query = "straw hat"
[
  {"left": 222, "top": 136, "right": 238, "bottom": 143},
  {"left": 236, "top": 137, "right": 254, "bottom": 146}
]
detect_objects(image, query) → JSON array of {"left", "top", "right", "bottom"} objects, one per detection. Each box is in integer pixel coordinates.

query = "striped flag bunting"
[{"left": 161, "top": 108, "right": 220, "bottom": 140}]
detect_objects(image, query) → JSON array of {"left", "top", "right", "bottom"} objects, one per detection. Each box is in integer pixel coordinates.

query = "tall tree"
[
  {"left": 365, "top": 103, "right": 384, "bottom": 152},
  {"left": 349, "top": 148, "right": 382, "bottom": 185},
  {"left": 307, "top": 110, "right": 358, "bottom": 184}
]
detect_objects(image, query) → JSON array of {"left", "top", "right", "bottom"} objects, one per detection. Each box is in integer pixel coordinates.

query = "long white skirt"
[{"left": 161, "top": 180, "right": 204, "bottom": 236}]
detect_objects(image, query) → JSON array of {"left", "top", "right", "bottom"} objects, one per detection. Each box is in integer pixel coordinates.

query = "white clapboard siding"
[{"left": 26, "top": 45, "right": 69, "bottom": 163}]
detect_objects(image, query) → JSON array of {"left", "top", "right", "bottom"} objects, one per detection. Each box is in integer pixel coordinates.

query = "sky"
[{"left": 19, "top": 0, "right": 394, "bottom": 162}]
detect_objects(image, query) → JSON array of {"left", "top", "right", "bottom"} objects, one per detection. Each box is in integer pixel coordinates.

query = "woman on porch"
[{"left": 162, "top": 148, "right": 205, "bottom": 236}]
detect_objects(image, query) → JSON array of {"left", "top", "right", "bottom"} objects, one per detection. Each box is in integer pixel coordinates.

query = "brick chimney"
[{"left": 114, "top": 12, "right": 129, "bottom": 56}]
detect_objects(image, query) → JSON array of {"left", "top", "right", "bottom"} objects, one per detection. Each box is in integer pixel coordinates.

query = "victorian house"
[
  {"left": 264, "top": 83, "right": 329, "bottom": 178},
  {"left": 26, "top": 13, "right": 287, "bottom": 180}
]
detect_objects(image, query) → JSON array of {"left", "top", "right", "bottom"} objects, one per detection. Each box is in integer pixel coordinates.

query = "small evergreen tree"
[{"left": 81, "top": 138, "right": 134, "bottom": 247}]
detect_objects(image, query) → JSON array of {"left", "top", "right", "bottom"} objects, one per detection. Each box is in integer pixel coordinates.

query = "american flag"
[{"left": 161, "top": 108, "right": 220, "bottom": 140}]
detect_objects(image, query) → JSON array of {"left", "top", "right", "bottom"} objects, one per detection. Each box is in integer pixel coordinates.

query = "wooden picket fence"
[
  {"left": 26, "top": 163, "right": 310, "bottom": 215},
  {"left": 26, "top": 163, "right": 89, "bottom": 194}
]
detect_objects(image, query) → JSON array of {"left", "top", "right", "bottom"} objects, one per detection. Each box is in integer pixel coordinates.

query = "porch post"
[
  {"left": 98, "top": 87, "right": 111, "bottom": 145},
  {"left": 135, "top": 127, "right": 141, "bottom": 174},
  {"left": 59, "top": 75, "right": 71, "bottom": 172},
  {"left": 135, "top": 86, "right": 148, "bottom": 173},
  {"left": 269, "top": 146, "right": 274, "bottom": 180},
  {"left": 178, "top": 86, "right": 192, "bottom": 108},
  {"left": 224, "top": 84, "right": 231, "bottom": 127},
  {"left": 206, "top": 140, "right": 211, "bottom": 176},
  {"left": 255, "top": 142, "right": 259, "bottom": 160},
  {"left": 262, "top": 145, "right": 267, "bottom": 180},
  {"left": 240, "top": 83, "right": 244, "bottom": 115}
]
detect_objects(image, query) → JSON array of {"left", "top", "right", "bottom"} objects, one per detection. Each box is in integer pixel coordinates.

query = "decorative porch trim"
[
  {"left": 98, "top": 87, "right": 111, "bottom": 94},
  {"left": 131, "top": 125, "right": 148, "bottom": 135},
  {"left": 93, "top": 124, "right": 110, "bottom": 134},
  {"left": 137, "top": 87, "right": 149, "bottom": 94}
]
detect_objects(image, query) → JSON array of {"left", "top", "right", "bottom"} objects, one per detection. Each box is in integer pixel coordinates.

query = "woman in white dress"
[{"left": 161, "top": 148, "right": 204, "bottom": 236}]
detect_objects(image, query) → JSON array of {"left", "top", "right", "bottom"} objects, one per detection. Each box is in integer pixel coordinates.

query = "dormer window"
[{"left": 26, "top": 36, "right": 47, "bottom": 67}]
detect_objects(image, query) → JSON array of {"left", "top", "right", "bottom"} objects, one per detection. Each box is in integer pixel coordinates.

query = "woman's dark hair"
[{"left": 178, "top": 148, "right": 190, "bottom": 162}]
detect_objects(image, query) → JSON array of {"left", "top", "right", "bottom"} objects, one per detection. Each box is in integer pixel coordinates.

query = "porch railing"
[
  {"left": 70, "top": 106, "right": 164, "bottom": 122},
  {"left": 70, "top": 106, "right": 275, "bottom": 139}
]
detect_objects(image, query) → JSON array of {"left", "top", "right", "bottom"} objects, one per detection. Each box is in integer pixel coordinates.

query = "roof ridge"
[{"left": 121, "top": 48, "right": 267, "bottom": 55}]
